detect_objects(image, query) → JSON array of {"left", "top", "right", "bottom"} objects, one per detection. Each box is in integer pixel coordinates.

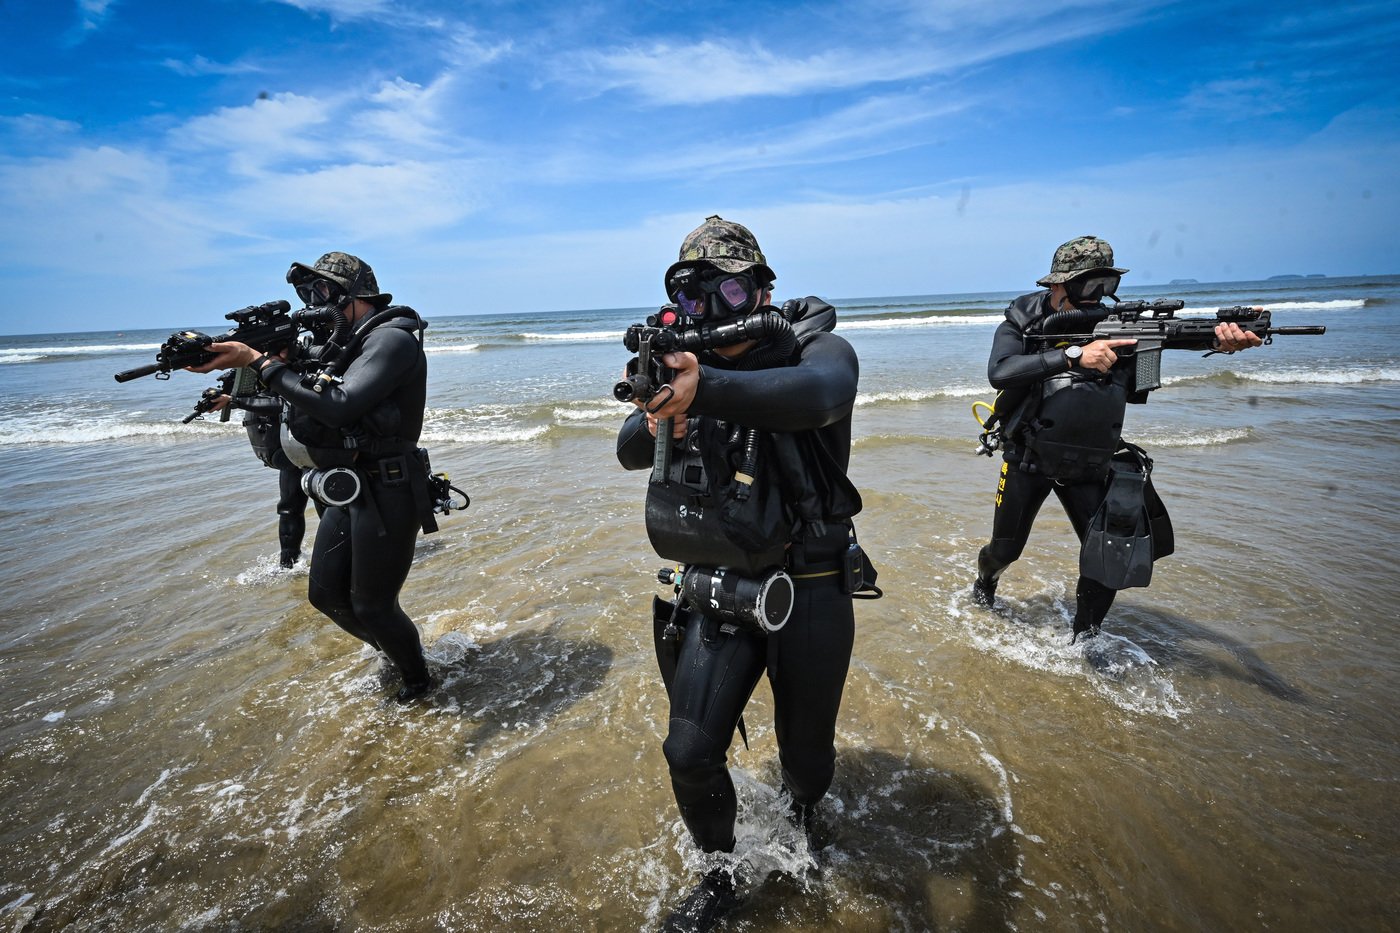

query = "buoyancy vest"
[
  {"left": 281, "top": 308, "right": 425, "bottom": 470},
  {"left": 1000, "top": 292, "right": 1133, "bottom": 482},
  {"left": 642, "top": 298, "right": 861, "bottom": 574}
]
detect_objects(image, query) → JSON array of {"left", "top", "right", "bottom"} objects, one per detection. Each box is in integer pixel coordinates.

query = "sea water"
[{"left": 1, "top": 276, "right": 1397, "bottom": 930}]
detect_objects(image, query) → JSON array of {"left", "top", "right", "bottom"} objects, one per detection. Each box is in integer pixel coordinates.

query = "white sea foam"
[
  {"left": 0, "top": 342, "right": 160, "bottom": 365},
  {"left": 1133, "top": 427, "right": 1252, "bottom": 447},
  {"left": 1240, "top": 366, "right": 1400, "bottom": 384},
  {"left": 1180, "top": 298, "right": 1365, "bottom": 315},
  {"left": 838, "top": 313, "right": 1003, "bottom": 330},
  {"left": 519, "top": 330, "right": 621, "bottom": 342},
  {"left": 0, "top": 415, "right": 230, "bottom": 446},
  {"left": 420, "top": 423, "right": 550, "bottom": 444},
  {"left": 1163, "top": 365, "right": 1400, "bottom": 386},
  {"left": 424, "top": 343, "right": 481, "bottom": 354},
  {"left": 856, "top": 385, "right": 985, "bottom": 405},
  {"left": 949, "top": 588, "right": 1189, "bottom": 719},
  {"left": 552, "top": 404, "right": 621, "bottom": 423}
]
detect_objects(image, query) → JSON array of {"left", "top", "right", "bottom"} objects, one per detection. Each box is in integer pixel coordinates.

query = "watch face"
[{"left": 1064, "top": 345, "right": 1083, "bottom": 360}]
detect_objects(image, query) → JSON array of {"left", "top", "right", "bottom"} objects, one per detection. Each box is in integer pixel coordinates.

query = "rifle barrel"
[
  {"left": 1273, "top": 326, "right": 1327, "bottom": 335},
  {"left": 114, "top": 363, "right": 161, "bottom": 383}
]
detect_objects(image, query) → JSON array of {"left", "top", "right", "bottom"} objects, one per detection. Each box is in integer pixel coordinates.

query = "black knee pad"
[
  {"left": 980, "top": 538, "right": 1025, "bottom": 579},
  {"left": 663, "top": 719, "right": 728, "bottom": 786}
]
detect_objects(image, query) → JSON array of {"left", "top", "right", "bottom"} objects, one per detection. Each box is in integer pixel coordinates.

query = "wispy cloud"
[
  {"left": 1180, "top": 77, "right": 1291, "bottom": 116},
  {"left": 271, "top": 0, "right": 392, "bottom": 21},
  {"left": 76, "top": 0, "right": 116, "bottom": 32},
  {"left": 162, "top": 55, "right": 264, "bottom": 78},
  {"left": 552, "top": 0, "right": 1160, "bottom": 104},
  {"left": 622, "top": 89, "right": 972, "bottom": 180}
]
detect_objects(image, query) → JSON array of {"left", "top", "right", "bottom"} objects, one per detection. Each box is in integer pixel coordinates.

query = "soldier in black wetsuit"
[
  {"left": 617, "top": 217, "right": 866, "bottom": 930},
  {"left": 220, "top": 384, "right": 309, "bottom": 568},
  {"left": 971, "top": 236, "right": 1261, "bottom": 638},
  {"left": 191, "top": 252, "right": 434, "bottom": 702}
]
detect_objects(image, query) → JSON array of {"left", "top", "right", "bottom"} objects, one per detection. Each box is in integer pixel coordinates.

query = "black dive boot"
[
  {"left": 971, "top": 576, "right": 998, "bottom": 609},
  {"left": 972, "top": 546, "right": 1002, "bottom": 609},
  {"left": 279, "top": 547, "right": 300, "bottom": 569},
  {"left": 394, "top": 665, "right": 434, "bottom": 703},
  {"left": 661, "top": 868, "right": 741, "bottom": 933},
  {"left": 786, "top": 798, "right": 832, "bottom": 857}
]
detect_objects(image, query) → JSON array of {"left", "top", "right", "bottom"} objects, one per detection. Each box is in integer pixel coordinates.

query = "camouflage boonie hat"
[
  {"left": 665, "top": 215, "right": 776, "bottom": 286},
  {"left": 1036, "top": 235, "right": 1128, "bottom": 287},
  {"left": 287, "top": 251, "right": 392, "bottom": 306}
]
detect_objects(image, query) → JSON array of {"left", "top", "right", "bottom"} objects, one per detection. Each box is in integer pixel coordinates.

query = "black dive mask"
[
  {"left": 294, "top": 277, "right": 348, "bottom": 309},
  {"left": 666, "top": 268, "right": 761, "bottom": 321},
  {"left": 1064, "top": 273, "right": 1120, "bottom": 309}
]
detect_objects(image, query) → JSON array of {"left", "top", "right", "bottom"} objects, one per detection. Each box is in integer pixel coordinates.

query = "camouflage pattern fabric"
[
  {"left": 665, "top": 215, "right": 775, "bottom": 284},
  {"left": 1036, "top": 235, "right": 1129, "bottom": 286},
  {"left": 287, "top": 251, "right": 392, "bottom": 305}
]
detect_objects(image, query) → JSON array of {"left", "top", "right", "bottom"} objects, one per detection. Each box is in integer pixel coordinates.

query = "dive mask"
[
  {"left": 294, "top": 278, "right": 346, "bottom": 308},
  {"left": 1065, "top": 273, "right": 1121, "bottom": 308},
  {"left": 666, "top": 269, "right": 760, "bottom": 320}
]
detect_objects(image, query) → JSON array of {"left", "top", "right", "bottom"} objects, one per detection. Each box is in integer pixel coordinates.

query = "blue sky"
[{"left": 1, "top": 0, "right": 1396, "bottom": 334}]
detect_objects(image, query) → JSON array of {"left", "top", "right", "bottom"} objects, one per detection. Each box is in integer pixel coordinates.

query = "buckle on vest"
[{"left": 367, "top": 454, "right": 409, "bottom": 486}]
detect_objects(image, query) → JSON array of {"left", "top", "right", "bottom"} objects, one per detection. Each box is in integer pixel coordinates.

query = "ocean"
[{"left": 1, "top": 275, "right": 1397, "bottom": 930}]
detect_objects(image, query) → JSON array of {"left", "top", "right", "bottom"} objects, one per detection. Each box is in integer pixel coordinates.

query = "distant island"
[
  {"left": 1268, "top": 274, "right": 1329, "bottom": 280},
  {"left": 1168, "top": 278, "right": 1199, "bottom": 285}
]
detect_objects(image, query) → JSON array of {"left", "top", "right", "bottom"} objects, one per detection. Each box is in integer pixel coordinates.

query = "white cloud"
[
  {"left": 76, "top": 0, "right": 116, "bottom": 32},
  {"left": 162, "top": 55, "right": 263, "bottom": 77},
  {"left": 272, "top": 0, "right": 392, "bottom": 21},
  {"left": 175, "top": 93, "right": 336, "bottom": 175},
  {"left": 553, "top": 0, "right": 1158, "bottom": 104},
  {"left": 445, "top": 26, "right": 515, "bottom": 69},
  {"left": 1180, "top": 77, "right": 1291, "bottom": 117},
  {"left": 235, "top": 159, "right": 482, "bottom": 235},
  {"left": 623, "top": 89, "right": 971, "bottom": 180}
]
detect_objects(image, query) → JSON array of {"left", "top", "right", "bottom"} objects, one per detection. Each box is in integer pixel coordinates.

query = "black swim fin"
[{"left": 1080, "top": 463, "right": 1154, "bottom": 590}]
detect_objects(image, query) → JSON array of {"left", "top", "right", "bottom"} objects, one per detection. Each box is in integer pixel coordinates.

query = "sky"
[{"left": 1, "top": 0, "right": 1397, "bottom": 334}]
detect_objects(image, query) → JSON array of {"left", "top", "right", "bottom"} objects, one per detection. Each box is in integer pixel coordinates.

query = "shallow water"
[{"left": 2, "top": 277, "right": 1398, "bottom": 930}]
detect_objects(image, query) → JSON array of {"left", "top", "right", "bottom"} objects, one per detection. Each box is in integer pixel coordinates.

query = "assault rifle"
[
  {"left": 114, "top": 300, "right": 302, "bottom": 383},
  {"left": 615, "top": 307, "right": 796, "bottom": 483},
  {"left": 181, "top": 366, "right": 263, "bottom": 424},
  {"left": 1030, "top": 301, "right": 1327, "bottom": 391},
  {"left": 616, "top": 309, "right": 684, "bottom": 484}
]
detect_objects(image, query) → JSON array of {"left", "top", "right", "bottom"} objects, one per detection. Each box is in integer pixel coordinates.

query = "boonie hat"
[
  {"left": 665, "top": 215, "right": 776, "bottom": 286},
  {"left": 1036, "top": 235, "right": 1128, "bottom": 287},
  {"left": 287, "top": 251, "right": 392, "bottom": 306}
]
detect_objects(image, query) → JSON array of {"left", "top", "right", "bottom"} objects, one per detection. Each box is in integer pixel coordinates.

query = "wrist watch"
[{"left": 1063, "top": 345, "right": 1083, "bottom": 367}]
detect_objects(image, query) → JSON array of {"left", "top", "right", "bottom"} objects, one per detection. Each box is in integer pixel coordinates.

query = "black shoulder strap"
[{"left": 782, "top": 296, "right": 837, "bottom": 342}]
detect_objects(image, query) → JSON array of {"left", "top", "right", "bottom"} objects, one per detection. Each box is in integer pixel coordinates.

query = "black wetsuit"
[
  {"left": 617, "top": 317, "right": 859, "bottom": 853},
  {"left": 273, "top": 456, "right": 308, "bottom": 564},
  {"left": 977, "top": 290, "right": 1138, "bottom": 634},
  {"left": 257, "top": 310, "right": 431, "bottom": 686},
  {"left": 233, "top": 390, "right": 309, "bottom": 566}
]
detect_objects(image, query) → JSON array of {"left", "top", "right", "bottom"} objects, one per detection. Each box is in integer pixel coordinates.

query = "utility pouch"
[
  {"left": 842, "top": 541, "right": 883, "bottom": 599},
  {"left": 652, "top": 595, "right": 689, "bottom": 699},
  {"left": 1080, "top": 458, "right": 1154, "bottom": 589}
]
